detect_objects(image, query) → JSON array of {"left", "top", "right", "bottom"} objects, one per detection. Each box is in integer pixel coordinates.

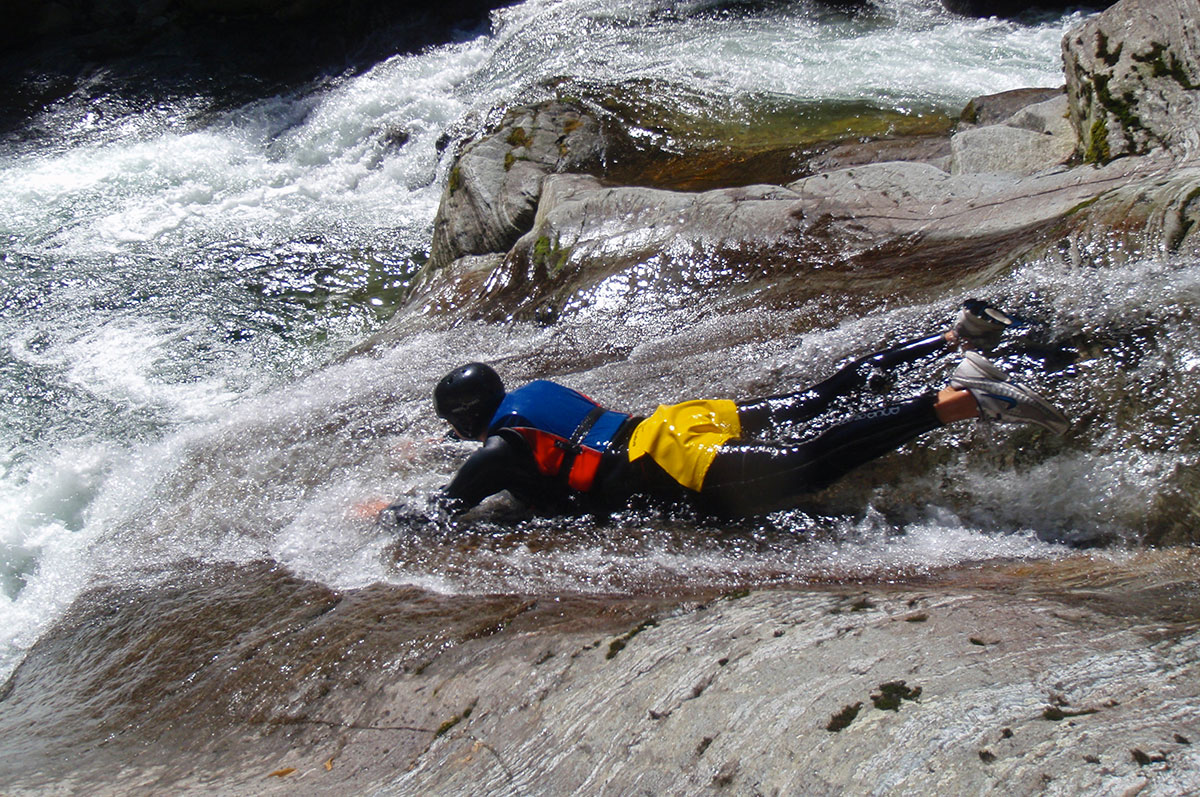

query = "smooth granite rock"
[
  {"left": 408, "top": 0, "right": 1200, "bottom": 324},
  {"left": 5, "top": 555, "right": 1198, "bottom": 795},
  {"left": 427, "top": 103, "right": 611, "bottom": 272},
  {"left": 1063, "top": 0, "right": 1200, "bottom": 162}
]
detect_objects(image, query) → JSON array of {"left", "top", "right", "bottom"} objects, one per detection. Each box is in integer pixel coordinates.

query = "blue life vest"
[{"left": 487, "top": 380, "right": 630, "bottom": 492}]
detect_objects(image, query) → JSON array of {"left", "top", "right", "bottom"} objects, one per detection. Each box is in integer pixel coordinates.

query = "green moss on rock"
[
  {"left": 1093, "top": 73, "right": 1144, "bottom": 139},
  {"left": 435, "top": 698, "right": 477, "bottom": 737},
  {"left": 1096, "top": 31, "right": 1123, "bottom": 67},
  {"left": 531, "top": 234, "right": 571, "bottom": 275},
  {"left": 506, "top": 126, "right": 532, "bottom": 148},
  {"left": 606, "top": 618, "right": 658, "bottom": 660},
  {"left": 1134, "top": 42, "right": 1199, "bottom": 89},
  {"left": 1087, "top": 115, "right": 1111, "bottom": 164}
]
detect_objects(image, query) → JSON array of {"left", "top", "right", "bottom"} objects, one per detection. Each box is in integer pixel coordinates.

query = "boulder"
[
  {"left": 950, "top": 94, "right": 1076, "bottom": 175},
  {"left": 1007, "top": 93, "right": 1074, "bottom": 138},
  {"left": 453, "top": 154, "right": 1184, "bottom": 323},
  {"left": 958, "top": 87, "right": 1064, "bottom": 128},
  {"left": 426, "top": 102, "right": 611, "bottom": 272},
  {"left": 1063, "top": 0, "right": 1200, "bottom": 162}
]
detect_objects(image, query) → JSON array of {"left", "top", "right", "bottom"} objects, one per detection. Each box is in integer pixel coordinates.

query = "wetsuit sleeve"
[{"left": 435, "top": 432, "right": 547, "bottom": 515}]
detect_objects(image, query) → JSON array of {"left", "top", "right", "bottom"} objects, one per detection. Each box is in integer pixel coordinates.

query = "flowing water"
[{"left": 4, "top": 0, "right": 1197, "bottom": 784}]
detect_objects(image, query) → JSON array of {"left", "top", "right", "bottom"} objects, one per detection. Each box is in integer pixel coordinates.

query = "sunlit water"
[{"left": 0, "top": 0, "right": 1143, "bottom": 684}]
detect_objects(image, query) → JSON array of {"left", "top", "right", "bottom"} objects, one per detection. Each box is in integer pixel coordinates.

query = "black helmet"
[{"left": 433, "top": 362, "right": 505, "bottom": 439}]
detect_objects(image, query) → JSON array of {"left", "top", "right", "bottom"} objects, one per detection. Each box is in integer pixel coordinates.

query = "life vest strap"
[{"left": 556, "top": 406, "right": 607, "bottom": 487}]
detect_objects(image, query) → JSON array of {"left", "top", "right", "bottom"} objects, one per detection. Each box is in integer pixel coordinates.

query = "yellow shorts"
[{"left": 627, "top": 399, "right": 741, "bottom": 492}]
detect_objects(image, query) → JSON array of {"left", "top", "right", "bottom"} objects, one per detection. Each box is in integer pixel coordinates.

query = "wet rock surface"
[
  {"left": 1063, "top": 0, "right": 1200, "bottom": 162},
  {"left": 409, "top": 0, "right": 1200, "bottom": 326},
  {"left": 3, "top": 555, "right": 1197, "bottom": 795}
]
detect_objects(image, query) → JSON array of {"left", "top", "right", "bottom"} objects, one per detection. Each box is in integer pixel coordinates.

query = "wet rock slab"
[
  {"left": 404, "top": 0, "right": 1200, "bottom": 327},
  {"left": 3, "top": 556, "right": 1198, "bottom": 795},
  {"left": 377, "top": 578, "right": 1200, "bottom": 795}
]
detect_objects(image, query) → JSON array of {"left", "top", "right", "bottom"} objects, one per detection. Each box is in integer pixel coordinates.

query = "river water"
[{"left": 3, "top": 0, "right": 1197, "bottom": 783}]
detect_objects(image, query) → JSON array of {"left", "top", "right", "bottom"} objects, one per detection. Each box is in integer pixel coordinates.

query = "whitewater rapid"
[{"left": 0, "top": 1, "right": 1103, "bottom": 682}]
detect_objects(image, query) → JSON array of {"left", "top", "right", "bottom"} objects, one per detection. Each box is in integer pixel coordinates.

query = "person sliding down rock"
[{"left": 384, "top": 301, "right": 1069, "bottom": 523}]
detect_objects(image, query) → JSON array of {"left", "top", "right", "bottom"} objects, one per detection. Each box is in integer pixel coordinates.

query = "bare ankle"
[{"left": 934, "top": 386, "right": 979, "bottom": 424}]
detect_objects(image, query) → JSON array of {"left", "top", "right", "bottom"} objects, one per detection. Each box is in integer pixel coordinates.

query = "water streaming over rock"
[{"left": 3, "top": 1, "right": 1197, "bottom": 792}]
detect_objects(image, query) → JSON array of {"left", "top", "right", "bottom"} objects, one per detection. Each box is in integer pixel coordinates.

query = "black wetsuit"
[
  {"left": 703, "top": 333, "right": 947, "bottom": 514},
  {"left": 434, "top": 332, "right": 951, "bottom": 518}
]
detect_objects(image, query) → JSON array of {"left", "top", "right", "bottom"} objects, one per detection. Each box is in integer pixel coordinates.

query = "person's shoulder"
[
  {"left": 516, "top": 379, "right": 564, "bottom": 391},
  {"left": 487, "top": 427, "right": 526, "bottom": 448},
  {"left": 507, "top": 379, "right": 571, "bottom": 400}
]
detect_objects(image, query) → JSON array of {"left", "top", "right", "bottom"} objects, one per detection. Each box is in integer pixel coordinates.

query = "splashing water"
[{"left": 0, "top": 1, "right": 1120, "bottom": 684}]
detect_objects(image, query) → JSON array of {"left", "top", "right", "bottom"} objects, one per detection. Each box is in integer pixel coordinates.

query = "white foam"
[
  {"left": 0, "top": 40, "right": 493, "bottom": 262},
  {"left": 0, "top": 0, "right": 1118, "bottom": 683},
  {"left": 0, "top": 442, "right": 119, "bottom": 680},
  {"left": 484, "top": 0, "right": 1078, "bottom": 109}
]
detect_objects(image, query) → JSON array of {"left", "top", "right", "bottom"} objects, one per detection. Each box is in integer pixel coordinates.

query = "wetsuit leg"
[
  {"left": 702, "top": 392, "right": 942, "bottom": 515},
  {"left": 736, "top": 334, "right": 950, "bottom": 436}
]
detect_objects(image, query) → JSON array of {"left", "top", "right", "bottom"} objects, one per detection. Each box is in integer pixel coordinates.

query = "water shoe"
[{"left": 950, "top": 351, "right": 1070, "bottom": 435}]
